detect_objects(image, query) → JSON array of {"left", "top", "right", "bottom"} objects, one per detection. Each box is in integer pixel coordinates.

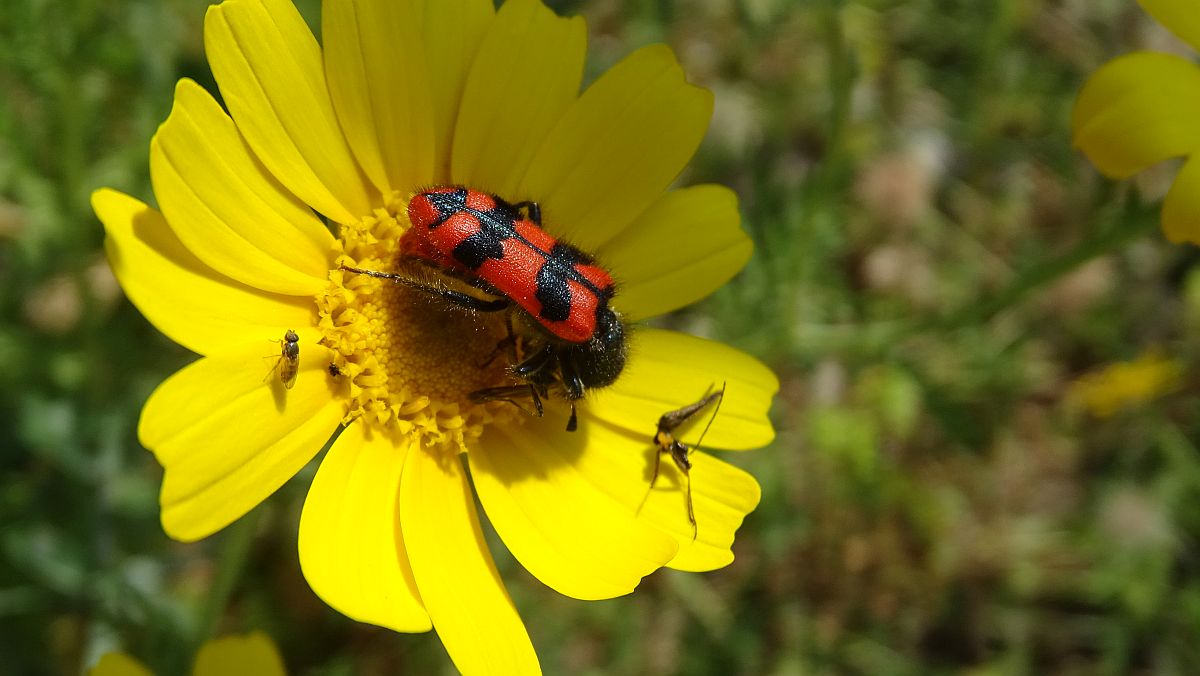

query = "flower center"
[{"left": 315, "top": 194, "right": 519, "bottom": 453}]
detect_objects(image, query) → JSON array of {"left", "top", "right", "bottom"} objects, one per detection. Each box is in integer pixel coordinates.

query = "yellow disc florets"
[{"left": 315, "top": 193, "right": 518, "bottom": 454}]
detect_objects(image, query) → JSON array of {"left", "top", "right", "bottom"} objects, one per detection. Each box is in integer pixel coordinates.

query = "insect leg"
[
  {"left": 685, "top": 473, "right": 697, "bottom": 541},
  {"left": 512, "top": 201, "right": 542, "bottom": 225},
  {"left": 566, "top": 403, "right": 578, "bottom": 432},
  {"left": 340, "top": 264, "right": 511, "bottom": 312},
  {"left": 512, "top": 343, "right": 556, "bottom": 379},
  {"left": 469, "top": 385, "right": 544, "bottom": 418},
  {"left": 551, "top": 353, "right": 585, "bottom": 432}
]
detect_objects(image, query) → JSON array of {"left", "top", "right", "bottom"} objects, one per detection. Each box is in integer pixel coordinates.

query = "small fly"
[{"left": 270, "top": 329, "right": 300, "bottom": 390}]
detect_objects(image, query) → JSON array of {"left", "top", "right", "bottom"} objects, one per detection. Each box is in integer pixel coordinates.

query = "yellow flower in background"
[
  {"left": 1070, "top": 350, "right": 1182, "bottom": 418},
  {"left": 91, "top": 632, "right": 286, "bottom": 676},
  {"left": 1073, "top": 0, "right": 1200, "bottom": 244},
  {"left": 92, "top": 0, "right": 777, "bottom": 673}
]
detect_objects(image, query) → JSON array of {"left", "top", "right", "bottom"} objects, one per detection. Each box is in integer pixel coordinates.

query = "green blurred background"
[{"left": 4, "top": 0, "right": 1200, "bottom": 673}]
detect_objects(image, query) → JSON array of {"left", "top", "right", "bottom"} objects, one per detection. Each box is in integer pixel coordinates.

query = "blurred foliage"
[{"left": 4, "top": 0, "right": 1200, "bottom": 674}]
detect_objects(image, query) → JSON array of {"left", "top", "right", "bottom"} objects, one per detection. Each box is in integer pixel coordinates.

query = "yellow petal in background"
[
  {"left": 399, "top": 449, "right": 540, "bottom": 676},
  {"left": 205, "top": 0, "right": 373, "bottom": 224},
  {"left": 89, "top": 652, "right": 152, "bottom": 676},
  {"left": 417, "top": 0, "right": 494, "bottom": 181},
  {"left": 471, "top": 422, "right": 677, "bottom": 601},
  {"left": 138, "top": 342, "right": 344, "bottom": 541},
  {"left": 451, "top": 0, "right": 585, "bottom": 197},
  {"left": 1072, "top": 51, "right": 1200, "bottom": 178},
  {"left": 1162, "top": 153, "right": 1200, "bottom": 244},
  {"left": 94, "top": 190, "right": 315, "bottom": 357},
  {"left": 193, "top": 632, "right": 286, "bottom": 676},
  {"left": 151, "top": 79, "right": 332, "bottom": 296},
  {"left": 565, "top": 419, "right": 761, "bottom": 572},
  {"left": 587, "top": 328, "right": 777, "bottom": 451},
  {"left": 520, "top": 45, "right": 713, "bottom": 251},
  {"left": 602, "top": 185, "right": 751, "bottom": 321},
  {"left": 323, "top": 0, "right": 434, "bottom": 195},
  {"left": 299, "top": 423, "right": 431, "bottom": 633},
  {"left": 1139, "top": 0, "right": 1200, "bottom": 53}
]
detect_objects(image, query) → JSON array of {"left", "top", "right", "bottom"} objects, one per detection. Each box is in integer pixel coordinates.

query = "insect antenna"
[
  {"left": 690, "top": 381, "right": 726, "bottom": 458},
  {"left": 684, "top": 382, "right": 725, "bottom": 540}
]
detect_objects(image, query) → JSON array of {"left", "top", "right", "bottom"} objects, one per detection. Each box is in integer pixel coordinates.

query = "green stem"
[
  {"left": 789, "top": 200, "right": 1158, "bottom": 360},
  {"left": 930, "top": 204, "right": 1158, "bottom": 333}
]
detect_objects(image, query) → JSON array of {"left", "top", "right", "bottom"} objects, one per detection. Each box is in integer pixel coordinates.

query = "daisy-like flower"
[
  {"left": 93, "top": 0, "right": 776, "bottom": 672},
  {"left": 1073, "top": 0, "right": 1200, "bottom": 244}
]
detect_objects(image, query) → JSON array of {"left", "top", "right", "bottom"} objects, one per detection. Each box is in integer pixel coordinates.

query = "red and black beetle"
[{"left": 342, "top": 186, "right": 628, "bottom": 430}]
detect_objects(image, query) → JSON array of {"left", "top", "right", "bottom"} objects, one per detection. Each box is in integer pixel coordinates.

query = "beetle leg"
[
  {"left": 566, "top": 403, "right": 578, "bottom": 432},
  {"left": 469, "top": 385, "right": 545, "bottom": 418},
  {"left": 340, "top": 264, "right": 511, "bottom": 312},
  {"left": 512, "top": 344, "right": 555, "bottom": 379},
  {"left": 512, "top": 200, "right": 542, "bottom": 225},
  {"left": 480, "top": 318, "right": 520, "bottom": 368}
]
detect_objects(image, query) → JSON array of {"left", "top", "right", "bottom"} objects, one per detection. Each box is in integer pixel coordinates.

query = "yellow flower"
[
  {"left": 1073, "top": 0, "right": 1200, "bottom": 244},
  {"left": 1070, "top": 350, "right": 1181, "bottom": 418},
  {"left": 91, "top": 632, "right": 286, "bottom": 676},
  {"left": 92, "top": 0, "right": 777, "bottom": 673}
]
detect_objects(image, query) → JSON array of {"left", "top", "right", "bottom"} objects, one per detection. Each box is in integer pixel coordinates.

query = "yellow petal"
[
  {"left": 399, "top": 449, "right": 540, "bottom": 676},
  {"left": 520, "top": 44, "right": 713, "bottom": 251},
  {"left": 139, "top": 341, "right": 344, "bottom": 541},
  {"left": 587, "top": 329, "right": 777, "bottom": 451},
  {"left": 566, "top": 418, "right": 760, "bottom": 572},
  {"left": 1163, "top": 153, "right": 1200, "bottom": 244},
  {"left": 151, "top": 79, "right": 332, "bottom": 296},
  {"left": 451, "top": 0, "right": 585, "bottom": 197},
  {"left": 416, "top": 0, "right": 494, "bottom": 180},
  {"left": 323, "top": 0, "right": 434, "bottom": 195},
  {"left": 1139, "top": 0, "right": 1200, "bottom": 53},
  {"left": 205, "top": 0, "right": 373, "bottom": 223},
  {"left": 299, "top": 423, "right": 431, "bottom": 633},
  {"left": 89, "top": 653, "right": 152, "bottom": 676},
  {"left": 602, "top": 185, "right": 751, "bottom": 321},
  {"left": 1073, "top": 51, "right": 1200, "bottom": 178},
  {"left": 94, "top": 189, "right": 315, "bottom": 357},
  {"left": 192, "top": 632, "right": 286, "bottom": 676},
  {"left": 470, "top": 420, "right": 678, "bottom": 601}
]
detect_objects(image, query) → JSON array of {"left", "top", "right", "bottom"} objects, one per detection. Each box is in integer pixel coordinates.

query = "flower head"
[
  {"left": 93, "top": 0, "right": 777, "bottom": 672},
  {"left": 1073, "top": 0, "right": 1200, "bottom": 244}
]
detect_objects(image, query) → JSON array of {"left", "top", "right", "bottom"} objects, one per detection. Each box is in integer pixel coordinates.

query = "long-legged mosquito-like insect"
[{"left": 644, "top": 383, "right": 726, "bottom": 540}]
